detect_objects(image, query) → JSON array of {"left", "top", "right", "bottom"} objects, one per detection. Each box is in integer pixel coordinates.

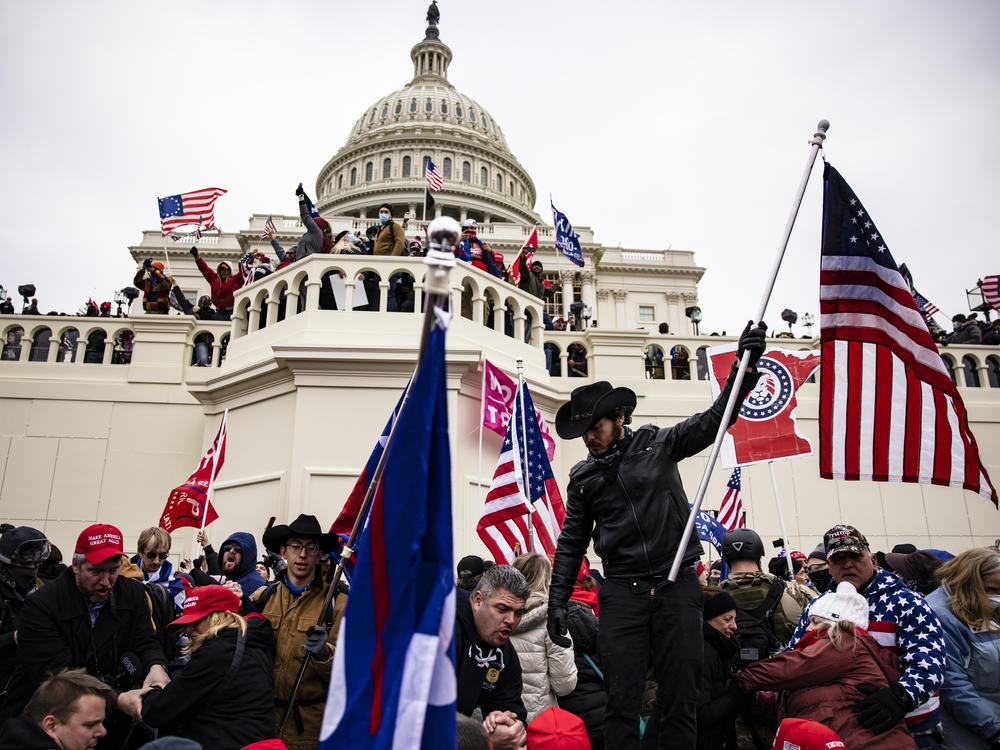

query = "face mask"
[
  {"left": 468, "top": 229, "right": 477, "bottom": 238},
  {"left": 379, "top": 212, "right": 390, "bottom": 223},
  {"left": 7, "top": 565, "right": 38, "bottom": 592},
  {"left": 809, "top": 568, "right": 833, "bottom": 593},
  {"left": 347, "top": 234, "right": 356, "bottom": 243}
]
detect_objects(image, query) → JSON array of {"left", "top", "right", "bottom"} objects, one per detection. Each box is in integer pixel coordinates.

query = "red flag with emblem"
[{"left": 159, "top": 414, "right": 226, "bottom": 532}]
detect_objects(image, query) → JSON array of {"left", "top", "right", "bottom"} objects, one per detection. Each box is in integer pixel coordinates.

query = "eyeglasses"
[
  {"left": 143, "top": 551, "right": 169, "bottom": 561},
  {"left": 286, "top": 542, "right": 320, "bottom": 556}
]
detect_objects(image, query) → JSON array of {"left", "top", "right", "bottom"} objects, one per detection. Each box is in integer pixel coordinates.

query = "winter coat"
[
  {"left": 373, "top": 220, "right": 404, "bottom": 255},
  {"left": 509, "top": 592, "right": 578, "bottom": 723},
  {"left": 0, "top": 715, "right": 58, "bottom": 750},
  {"left": 737, "top": 628, "right": 917, "bottom": 749},
  {"left": 698, "top": 623, "right": 741, "bottom": 750},
  {"left": 219, "top": 532, "right": 267, "bottom": 596},
  {"left": 294, "top": 199, "right": 328, "bottom": 260},
  {"left": 140, "top": 615, "right": 275, "bottom": 750},
  {"left": 249, "top": 573, "right": 347, "bottom": 750},
  {"left": 517, "top": 256, "right": 546, "bottom": 301},
  {"left": 550, "top": 362, "right": 760, "bottom": 606},
  {"left": 789, "top": 566, "right": 945, "bottom": 731},
  {"left": 926, "top": 586, "right": 1000, "bottom": 749},
  {"left": 0, "top": 565, "right": 39, "bottom": 692},
  {"left": 560, "top": 601, "right": 605, "bottom": 749},
  {"left": 454, "top": 593, "right": 527, "bottom": 724},
  {"left": 1, "top": 565, "right": 167, "bottom": 720},
  {"left": 195, "top": 256, "right": 244, "bottom": 312},
  {"left": 950, "top": 322, "right": 983, "bottom": 344},
  {"left": 133, "top": 266, "right": 171, "bottom": 314}
]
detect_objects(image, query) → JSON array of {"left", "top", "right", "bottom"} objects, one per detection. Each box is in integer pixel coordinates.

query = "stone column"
[
  {"left": 102, "top": 337, "right": 115, "bottom": 364},
  {"left": 493, "top": 303, "right": 507, "bottom": 334},
  {"left": 18, "top": 334, "right": 32, "bottom": 362},
  {"left": 580, "top": 270, "right": 596, "bottom": 313},
  {"left": 561, "top": 272, "right": 574, "bottom": 319},
  {"left": 266, "top": 296, "right": 280, "bottom": 326},
  {"left": 472, "top": 295, "right": 486, "bottom": 325},
  {"left": 613, "top": 289, "right": 629, "bottom": 328},
  {"left": 304, "top": 279, "right": 322, "bottom": 311}
]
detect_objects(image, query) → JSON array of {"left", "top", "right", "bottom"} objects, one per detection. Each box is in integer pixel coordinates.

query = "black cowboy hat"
[
  {"left": 555, "top": 381, "right": 636, "bottom": 440},
  {"left": 262, "top": 514, "right": 337, "bottom": 554}
]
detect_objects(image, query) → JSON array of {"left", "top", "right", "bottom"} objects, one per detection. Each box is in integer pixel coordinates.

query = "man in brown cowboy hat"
[
  {"left": 547, "top": 321, "right": 767, "bottom": 749},
  {"left": 249, "top": 513, "right": 347, "bottom": 750}
]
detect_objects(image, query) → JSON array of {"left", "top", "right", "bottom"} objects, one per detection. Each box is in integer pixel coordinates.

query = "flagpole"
[
  {"left": 199, "top": 409, "right": 226, "bottom": 553},
  {"left": 278, "top": 216, "right": 459, "bottom": 733},
  {"left": 161, "top": 234, "right": 175, "bottom": 281},
  {"left": 517, "top": 357, "right": 534, "bottom": 553},
  {"left": 477, "top": 355, "right": 486, "bottom": 508},
  {"left": 767, "top": 461, "right": 796, "bottom": 581},
  {"left": 668, "top": 119, "right": 829, "bottom": 582}
]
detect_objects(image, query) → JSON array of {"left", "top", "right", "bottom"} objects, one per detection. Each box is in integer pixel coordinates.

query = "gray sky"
[{"left": 1, "top": 1, "right": 997, "bottom": 334}]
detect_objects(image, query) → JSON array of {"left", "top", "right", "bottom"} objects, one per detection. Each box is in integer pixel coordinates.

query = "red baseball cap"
[
  {"left": 74, "top": 524, "right": 124, "bottom": 565},
  {"left": 170, "top": 585, "right": 239, "bottom": 626},
  {"left": 789, "top": 550, "right": 807, "bottom": 561},
  {"left": 771, "top": 718, "right": 844, "bottom": 749},
  {"left": 526, "top": 707, "right": 590, "bottom": 749}
]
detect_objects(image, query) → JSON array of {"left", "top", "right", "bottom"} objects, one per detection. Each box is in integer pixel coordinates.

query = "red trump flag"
[{"left": 159, "top": 414, "right": 227, "bottom": 532}]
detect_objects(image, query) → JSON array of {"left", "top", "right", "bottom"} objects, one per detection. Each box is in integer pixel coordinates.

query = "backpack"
[{"left": 723, "top": 575, "right": 786, "bottom": 669}]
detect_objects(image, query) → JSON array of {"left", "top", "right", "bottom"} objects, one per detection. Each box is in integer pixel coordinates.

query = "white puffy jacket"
[{"left": 509, "top": 592, "right": 578, "bottom": 723}]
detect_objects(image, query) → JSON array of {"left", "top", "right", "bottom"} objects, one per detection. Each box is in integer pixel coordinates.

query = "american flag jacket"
[{"left": 788, "top": 566, "right": 945, "bottom": 729}]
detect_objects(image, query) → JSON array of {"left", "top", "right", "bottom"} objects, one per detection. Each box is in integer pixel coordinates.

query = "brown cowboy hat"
[
  {"left": 262, "top": 514, "right": 337, "bottom": 554},
  {"left": 555, "top": 381, "right": 636, "bottom": 440}
]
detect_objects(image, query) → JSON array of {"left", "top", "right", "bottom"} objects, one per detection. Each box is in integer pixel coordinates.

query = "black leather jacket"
[{"left": 550, "top": 362, "right": 759, "bottom": 606}]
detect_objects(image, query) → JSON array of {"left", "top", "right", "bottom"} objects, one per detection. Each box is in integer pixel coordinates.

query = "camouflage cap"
[{"left": 823, "top": 524, "right": 870, "bottom": 556}]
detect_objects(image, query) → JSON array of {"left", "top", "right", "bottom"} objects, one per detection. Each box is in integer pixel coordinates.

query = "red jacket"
[
  {"left": 195, "top": 256, "right": 244, "bottom": 312},
  {"left": 735, "top": 629, "right": 917, "bottom": 750}
]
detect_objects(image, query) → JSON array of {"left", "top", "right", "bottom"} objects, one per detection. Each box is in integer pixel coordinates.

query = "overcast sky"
[{"left": 1, "top": 1, "right": 997, "bottom": 334}]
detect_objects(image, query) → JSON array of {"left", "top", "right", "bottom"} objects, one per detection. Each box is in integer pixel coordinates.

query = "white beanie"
[{"left": 809, "top": 581, "right": 869, "bottom": 630}]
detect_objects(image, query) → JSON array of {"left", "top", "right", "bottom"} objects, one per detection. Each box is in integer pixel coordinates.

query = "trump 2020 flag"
[
  {"left": 482, "top": 359, "right": 556, "bottom": 461},
  {"left": 706, "top": 345, "right": 820, "bottom": 467},
  {"left": 320, "top": 318, "right": 455, "bottom": 748},
  {"left": 159, "top": 413, "right": 226, "bottom": 532},
  {"left": 551, "top": 201, "right": 584, "bottom": 267},
  {"left": 819, "top": 163, "right": 996, "bottom": 504}
]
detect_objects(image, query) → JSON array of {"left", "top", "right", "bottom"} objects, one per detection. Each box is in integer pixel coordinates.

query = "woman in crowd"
[
  {"left": 926, "top": 548, "right": 1000, "bottom": 749},
  {"left": 510, "top": 552, "right": 578, "bottom": 723},
  {"left": 697, "top": 587, "right": 742, "bottom": 750},
  {"left": 127, "top": 585, "right": 275, "bottom": 750},
  {"left": 734, "top": 581, "right": 916, "bottom": 749}
]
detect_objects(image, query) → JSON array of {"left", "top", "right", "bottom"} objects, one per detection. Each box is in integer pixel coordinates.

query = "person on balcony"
[
  {"left": 459, "top": 220, "right": 502, "bottom": 277},
  {"left": 133, "top": 259, "right": 171, "bottom": 314},
  {"left": 189, "top": 247, "right": 248, "bottom": 322},
  {"left": 373, "top": 203, "right": 405, "bottom": 256}
]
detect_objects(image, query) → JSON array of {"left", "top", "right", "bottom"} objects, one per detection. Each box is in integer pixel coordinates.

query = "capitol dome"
[{"left": 315, "top": 4, "right": 541, "bottom": 226}]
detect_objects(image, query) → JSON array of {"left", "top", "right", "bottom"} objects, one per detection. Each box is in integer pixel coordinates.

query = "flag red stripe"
[
  {"left": 872, "top": 346, "right": 892, "bottom": 479},
  {"left": 819, "top": 341, "right": 835, "bottom": 478},
  {"left": 844, "top": 341, "right": 862, "bottom": 478},
  {"left": 902, "top": 366, "right": 922, "bottom": 482},
  {"left": 932, "top": 388, "right": 951, "bottom": 486}
]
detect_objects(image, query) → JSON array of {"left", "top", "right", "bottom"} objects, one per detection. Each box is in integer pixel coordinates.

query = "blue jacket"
[
  {"left": 222, "top": 532, "right": 267, "bottom": 596},
  {"left": 926, "top": 586, "right": 1000, "bottom": 749},
  {"left": 790, "top": 566, "right": 945, "bottom": 730}
]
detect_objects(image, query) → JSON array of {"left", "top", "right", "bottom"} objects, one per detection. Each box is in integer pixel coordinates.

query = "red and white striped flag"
[
  {"left": 157, "top": 187, "right": 226, "bottom": 236},
  {"left": 718, "top": 467, "right": 745, "bottom": 530},
  {"left": 819, "top": 164, "right": 996, "bottom": 504},
  {"left": 983, "top": 274, "right": 1000, "bottom": 314},
  {"left": 260, "top": 216, "right": 277, "bottom": 240},
  {"left": 425, "top": 159, "right": 443, "bottom": 192},
  {"left": 477, "top": 382, "right": 565, "bottom": 563}
]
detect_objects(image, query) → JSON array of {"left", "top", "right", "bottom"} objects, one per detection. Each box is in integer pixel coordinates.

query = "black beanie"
[{"left": 703, "top": 590, "right": 738, "bottom": 621}]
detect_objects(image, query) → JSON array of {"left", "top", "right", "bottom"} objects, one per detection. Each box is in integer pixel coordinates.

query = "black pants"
[{"left": 598, "top": 571, "right": 702, "bottom": 750}]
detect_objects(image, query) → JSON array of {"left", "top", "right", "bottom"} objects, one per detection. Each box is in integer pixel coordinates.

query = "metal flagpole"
[
  {"left": 768, "top": 461, "right": 796, "bottom": 581},
  {"left": 279, "top": 216, "right": 460, "bottom": 732},
  {"left": 199, "top": 409, "right": 227, "bottom": 552},
  {"left": 517, "top": 357, "right": 534, "bottom": 553},
  {"left": 668, "top": 120, "right": 829, "bottom": 582}
]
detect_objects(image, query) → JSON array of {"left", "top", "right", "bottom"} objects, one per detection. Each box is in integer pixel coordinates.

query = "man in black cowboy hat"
[
  {"left": 547, "top": 321, "right": 767, "bottom": 749},
  {"left": 249, "top": 514, "right": 347, "bottom": 750}
]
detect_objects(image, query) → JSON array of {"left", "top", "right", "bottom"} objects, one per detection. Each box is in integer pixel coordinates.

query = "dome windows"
[
  {"left": 443, "top": 158, "right": 452, "bottom": 179},
  {"left": 425, "top": 98, "right": 432, "bottom": 113},
  {"left": 440, "top": 100, "right": 448, "bottom": 114},
  {"left": 456, "top": 104, "right": 463, "bottom": 119},
  {"left": 469, "top": 109, "right": 476, "bottom": 122},
  {"left": 381, "top": 104, "right": 388, "bottom": 119},
  {"left": 402, "top": 156, "right": 411, "bottom": 178},
  {"left": 338, "top": 174, "right": 343, "bottom": 190},
  {"left": 480, "top": 167, "right": 487, "bottom": 185},
  {"left": 350, "top": 167, "right": 357, "bottom": 186},
  {"left": 394, "top": 101, "right": 402, "bottom": 115},
  {"left": 462, "top": 161, "right": 471, "bottom": 182},
  {"left": 496, "top": 173, "right": 503, "bottom": 192},
  {"left": 383, "top": 158, "right": 392, "bottom": 179},
  {"left": 365, "top": 162, "right": 373, "bottom": 181},
  {"left": 368, "top": 109, "right": 376, "bottom": 125}
]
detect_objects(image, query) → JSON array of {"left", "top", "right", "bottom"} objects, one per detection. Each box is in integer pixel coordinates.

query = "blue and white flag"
[
  {"left": 320, "top": 317, "right": 456, "bottom": 749},
  {"left": 691, "top": 503, "right": 727, "bottom": 555},
  {"left": 551, "top": 200, "right": 584, "bottom": 267}
]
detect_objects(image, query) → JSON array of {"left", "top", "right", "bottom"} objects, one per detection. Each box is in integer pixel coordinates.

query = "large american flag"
[
  {"left": 983, "top": 274, "right": 1000, "bottom": 314},
  {"left": 718, "top": 467, "right": 745, "bottom": 530},
  {"left": 158, "top": 187, "right": 226, "bottom": 236},
  {"left": 478, "top": 382, "right": 565, "bottom": 563},
  {"left": 425, "top": 159, "right": 443, "bottom": 192},
  {"left": 818, "top": 163, "right": 996, "bottom": 504}
]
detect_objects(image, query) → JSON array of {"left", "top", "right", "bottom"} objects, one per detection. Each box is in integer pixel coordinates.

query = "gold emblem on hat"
[{"left": 485, "top": 667, "right": 500, "bottom": 683}]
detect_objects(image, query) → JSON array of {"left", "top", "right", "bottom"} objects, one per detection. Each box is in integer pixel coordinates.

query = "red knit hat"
[
  {"left": 526, "top": 707, "right": 591, "bottom": 749},
  {"left": 771, "top": 718, "right": 844, "bottom": 749}
]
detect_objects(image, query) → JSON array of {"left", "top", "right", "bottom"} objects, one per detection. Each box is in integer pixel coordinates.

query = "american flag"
[
  {"left": 478, "top": 382, "right": 565, "bottom": 563},
  {"left": 425, "top": 159, "right": 443, "bottom": 192},
  {"left": 718, "top": 467, "right": 745, "bottom": 530},
  {"left": 818, "top": 163, "right": 996, "bottom": 504},
  {"left": 158, "top": 187, "right": 226, "bottom": 236},
  {"left": 983, "top": 274, "right": 1000, "bottom": 314},
  {"left": 899, "top": 264, "right": 940, "bottom": 320},
  {"left": 260, "top": 216, "right": 277, "bottom": 240}
]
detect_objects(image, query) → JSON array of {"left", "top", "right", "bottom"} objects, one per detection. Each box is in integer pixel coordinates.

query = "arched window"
[
  {"left": 394, "top": 101, "right": 402, "bottom": 115},
  {"left": 365, "top": 162, "right": 373, "bottom": 181},
  {"left": 402, "top": 156, "right": 411, "bottom": 177},
  {"left": 456, "top": 103, "right": 463, "bottom": 118},
  {"left": 350, "top": 167, "right": 357, "bottom": 186},
  {"left": 480, "top": 167, "right": 487, "bottom": 186},
  {"left": 987, "top": 356, "right": 1000, "bottom": 388},
  {"left": 380, "top": 104, "right": 388, "bottom": 119},
  {"left": 469, "top": 109, "right": 476, "bottom": 122},
  {"left": 462, "top": 161, "right": 471, "bottom": 182},
  {"left": 440, "top": 100, "right": 448, "bottom": 114},
  {"left": 410, "top": 99, "right": 417, "bottom": 113},
  {"left": 368, "top": 109, "right": 376, "bottom": 124},
  {"left": 443, "top": 158, "right": 452, "bottom": 178},
  {"left": 941, "top": 354, "right": 957, "bottom": 384},
  {"left": 425, "top": 98, "right": 432, "bottom": 112},
  {"left": 496, "top": 173, "right": 503, "bottom": 192},
  {"left": 644, "top": 345, "right": 665, "bottom": 379},
  {"left": 962, "top": 355, "right": 981, "bottom": 387},
  {"left": 509, "top": 181, "right": 514, "bottom": 195},
  {"left": 29, "top": 328, "right": 52, "bottom": 362},
  {"left": 382, "top": 158, "right": 391, "bottom": 179},
  {"left": 337, "top": 174, "right": 343, "bottom": 189}
]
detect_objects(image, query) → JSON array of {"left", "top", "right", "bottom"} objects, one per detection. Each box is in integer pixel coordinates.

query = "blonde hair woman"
[
  {"left": 926, "top": 548, "right": 1000, "bottom": 750},
  {"left": 122, "top": 585, "right": 276, "bottom": 750},
  {"left": 510, "top": 553, "right": 578, "bottom": 723}
]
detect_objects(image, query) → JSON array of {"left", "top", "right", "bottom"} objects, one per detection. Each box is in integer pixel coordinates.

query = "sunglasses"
[{"left": 143, "top": 551, "right": 169, "bottom": 561}]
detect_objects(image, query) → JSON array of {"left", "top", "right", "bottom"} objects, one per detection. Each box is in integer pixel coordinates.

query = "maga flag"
[
  {"left": 551, "top": 201, "right": 584, "bottom": 267},
  {"left": 819, "top": 163, "right": 996, "bottom": 504},
  {"left": 320, "top": 315, "right": 455, "bottom": 748},
  {"left": 481, "top": 359, "right": 556, "bottom": 461},
  {"left": 159, "top": 413, "right": 226, "bottom": 532},
  {"left": 707, "top": 344, "right": 820, "bottom": 467}
]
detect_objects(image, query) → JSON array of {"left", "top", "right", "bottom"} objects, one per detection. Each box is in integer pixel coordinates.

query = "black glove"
[
  {"left": 142, "top": 258, "right": 152, "bottom": 270},
  {"left": 189, "top": 246, "right": 198, "bottom": 257},
  {"left": 295, "top": 183, "right": 305, "bottom": 198},
  {"left": 302, "top": 625, "right": 330, "bottom": 660},
  {"left": 737, "top": 320, "right": 767, "bottom": 368},
  {"left": 852, "top": 683, "right": 913, "bottom": 734},
  {"left": 546, "top": 605, "right": 571, "bottom": 648}
]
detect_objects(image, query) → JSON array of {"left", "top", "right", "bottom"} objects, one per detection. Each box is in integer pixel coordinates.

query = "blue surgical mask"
[
  {"left": 347, "top": 233, "right": 357, "bottom": 243},
  {"left": 379, "top": 212, "right": 390, "bottom": 223}
]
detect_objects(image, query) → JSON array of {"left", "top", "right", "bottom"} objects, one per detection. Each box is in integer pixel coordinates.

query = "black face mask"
[
  {"left": 4, "top": 565, "right": 38, "bottom": 593},
  {"left": 809, "top": 568, "right": 833, "bottom": 593}
]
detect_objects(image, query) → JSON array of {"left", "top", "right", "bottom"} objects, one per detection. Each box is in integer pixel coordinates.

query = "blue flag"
[
  {"left": 551, "top": 200, "right": 584, "bottom": 267},
  {"left": 320, "top": 319, "right": 456, "bottom": 748},
  {"left": 691, "top": 503, "right": 727, "bottom": 555}
]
